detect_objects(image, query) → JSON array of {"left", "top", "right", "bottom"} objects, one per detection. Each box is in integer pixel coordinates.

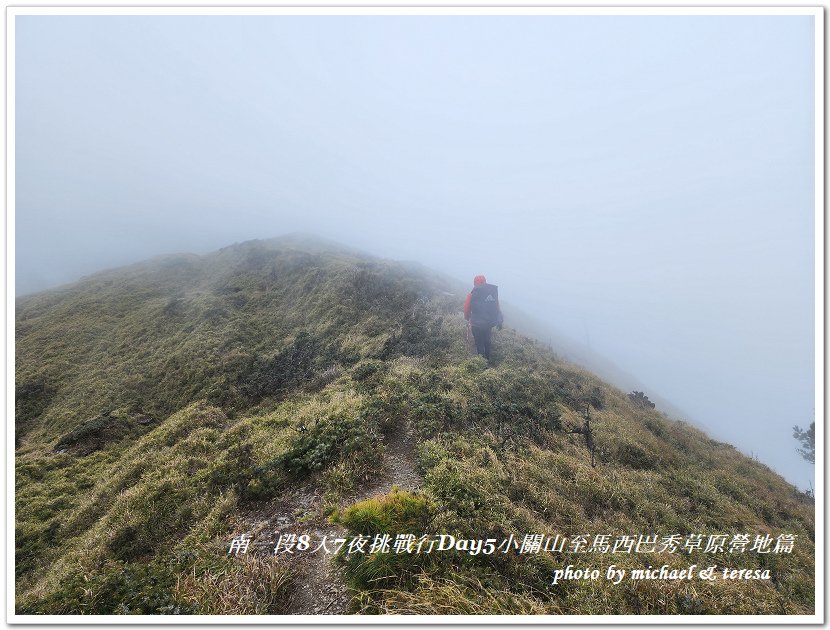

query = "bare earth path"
[{"left": 239, "top": 425, "right": 421, "bottom": 614}]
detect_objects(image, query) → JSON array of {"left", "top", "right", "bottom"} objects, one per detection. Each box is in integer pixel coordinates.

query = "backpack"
[{"left": 470, "top": 283, "right": 500, "bottom": 328}]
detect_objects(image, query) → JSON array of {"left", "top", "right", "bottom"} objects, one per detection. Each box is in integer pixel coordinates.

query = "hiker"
[{"left": 463, "top": 275, "right": 503, "bottom": 362}]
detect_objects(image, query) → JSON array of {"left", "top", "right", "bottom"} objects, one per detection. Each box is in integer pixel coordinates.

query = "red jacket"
[{"left": 463, "top": 293, "right": 473, "bottom": 320}]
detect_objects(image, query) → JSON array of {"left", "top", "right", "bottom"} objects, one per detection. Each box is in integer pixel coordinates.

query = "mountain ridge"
[{"left": 15, "top": 236, "right": 815, "bottom": 616}]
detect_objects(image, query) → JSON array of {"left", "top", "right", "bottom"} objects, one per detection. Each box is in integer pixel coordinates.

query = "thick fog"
[{"left": 14, "top": 14, "right": 816, "bottom": 488}]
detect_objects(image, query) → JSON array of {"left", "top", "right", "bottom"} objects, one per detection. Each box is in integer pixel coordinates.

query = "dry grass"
[
  {"left": 174, "top": 554, "right": 292, "bottom": 615},
  {"left": 354, "top": 573, "right": 550, "bottom": 614}
]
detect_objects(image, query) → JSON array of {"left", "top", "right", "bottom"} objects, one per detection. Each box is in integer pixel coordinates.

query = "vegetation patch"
[
  {"left": 237, "top": 331, "right": 324, "bottom": 402},
  {"left": 14, "top": 238, "right": 816, "bottom": 616},
  {"left": 53, "top": 410, "right": 158, "bottom": 456},
  {"left": 19, "top": 560, "right": 196, "bottom": 615},
  {"left": 276, "top": 413, "right": 383, "bottom": 477},
  {"left": 333, "top": 489, "right": 435, "bottom": 590}
]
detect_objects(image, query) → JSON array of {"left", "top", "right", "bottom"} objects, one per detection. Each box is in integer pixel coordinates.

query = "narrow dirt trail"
[{"left": 238, "top": 425, "right": 421, "bottom": 614}]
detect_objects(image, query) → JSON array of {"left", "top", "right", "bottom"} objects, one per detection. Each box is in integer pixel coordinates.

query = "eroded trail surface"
[{"left": 239, "top": 426, "right": 421, "bottom": 614}]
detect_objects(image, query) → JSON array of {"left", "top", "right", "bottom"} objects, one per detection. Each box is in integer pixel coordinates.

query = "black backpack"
[{"left": 470, "top": 283, "right": 500, "bottom": 328}]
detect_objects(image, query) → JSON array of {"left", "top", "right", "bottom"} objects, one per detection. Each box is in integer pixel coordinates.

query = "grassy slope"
[{"left": 15, "top": 236, "right": 814, "bottom": 615}]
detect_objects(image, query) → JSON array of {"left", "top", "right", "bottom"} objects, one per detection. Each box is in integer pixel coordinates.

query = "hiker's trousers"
[{"left": 471, "top": 325, "right": 493, "bottom": 361}]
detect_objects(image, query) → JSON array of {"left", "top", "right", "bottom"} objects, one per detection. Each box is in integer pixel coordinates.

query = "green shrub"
[
  {"left": 334, "top": 488, "right": 434, "bottom": 534},
  {"left": 423, "top": 460, "right": 507, "bottom": 532},
  {"left": 20, "top": 561, "right": 196, "bottom": 615},
  {"left": 333, "top": 489, "right": 436, "bottom": 589},
  {"left": 237, "top": 331, "right": 321, "bottom": 402},
  {"left": 352, "top": 359, "right": 384, "bottom": 382},
  {"left": 276, "top": 413, "right": 382, "bottom": 476}
]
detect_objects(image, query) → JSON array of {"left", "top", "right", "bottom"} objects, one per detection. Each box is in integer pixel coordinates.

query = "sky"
[{"left": 14, "top": 12, "right": 817, "bottom": 488}]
